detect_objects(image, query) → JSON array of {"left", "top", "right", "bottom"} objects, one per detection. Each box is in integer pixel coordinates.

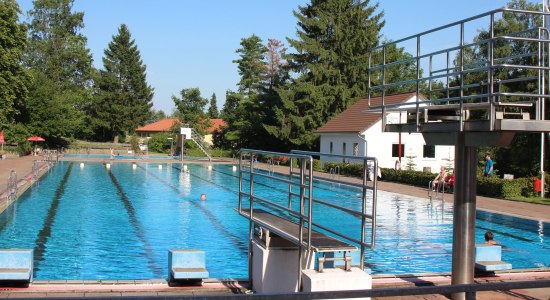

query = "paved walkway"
[{"left": 0, "top": 156, "right": 549, "bottom": 299}]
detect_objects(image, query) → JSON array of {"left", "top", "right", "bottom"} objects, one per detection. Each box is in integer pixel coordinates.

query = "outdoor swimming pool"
[
  {"left": 63, "top": 154, "right": 176, "bottom": 160},
  {"left": 0, "top": 161, "right": 548, "bottom": 280}
]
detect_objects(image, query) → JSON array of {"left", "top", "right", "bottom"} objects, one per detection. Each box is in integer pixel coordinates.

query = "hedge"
[{"left": 321, "top": 161, "right": 547, "bottom": 199}]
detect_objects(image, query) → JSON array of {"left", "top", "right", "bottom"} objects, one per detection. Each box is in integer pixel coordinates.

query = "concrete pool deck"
[{"left": 0, "top": 155, "right": 549, "bottom": 298}]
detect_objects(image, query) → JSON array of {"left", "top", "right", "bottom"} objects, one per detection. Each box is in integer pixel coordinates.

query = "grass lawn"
[{"left": 506, "top": 196, "right": 550, "bottom": 205}]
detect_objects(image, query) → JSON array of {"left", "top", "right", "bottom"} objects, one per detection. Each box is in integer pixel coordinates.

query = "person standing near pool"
[{"left": 484, "top": 153, "right": 494, "bottom": 177}]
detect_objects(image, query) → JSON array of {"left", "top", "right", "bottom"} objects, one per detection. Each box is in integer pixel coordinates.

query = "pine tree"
[
  {"left": 23, "top": 0, "right": 94, "bottom": 142},
  {"left": 94, "top": 24, "right": 154, "bottom": 141},
  {"left": 207, "top": 93, "right": 219, "bottom": 118},
  {"left": 266, "top": 0, "right": 384, "bottom": 149},
  {"left": 0, "top": 0, "right": 30, "bottom": 128},
  {"left": 233, "top": 35, "right": 267, "bottom": 96}
]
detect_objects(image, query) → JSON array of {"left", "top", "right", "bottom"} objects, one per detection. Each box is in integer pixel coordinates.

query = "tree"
[
  {"left": 233, "top": 35, "right": 267, "bottom": 96},
  {"left": 172, "top": 87, "right": 209, "bottom": 134},
  {"left": 207, "top": 93, "right": 219, "bottom": 118},
  {"left": 148, "top": 109, "right": 167, "bottom": 123},
  {"left": 23, "top": 0, "right": 94, "bottom": 143},
  {"left": 0, "top": 0, "right": 30, "bottom": 128},
  {"left": 266, "top": 0, "right": 384, "bottom": 150},
  {"left": 263, "top": 39, "right": 288, "bottom": 93},
  {"left": 93, "top": 24, "right": 154, "bottom": 141}
]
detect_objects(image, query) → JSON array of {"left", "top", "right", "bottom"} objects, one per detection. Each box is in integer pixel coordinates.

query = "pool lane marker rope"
[
  {"left": 136, "top": 164, "right": 248, "bottom": 251},
  {"left": 33, "top": 162, "right": 74, "bottom": 271},
  {"left": 105, "top": 167, "right": 164, "bottom": 278}
]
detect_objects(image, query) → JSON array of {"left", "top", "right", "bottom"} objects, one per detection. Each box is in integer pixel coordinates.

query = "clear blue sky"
[{"left": 17, "top": 0, "right": 517, "bottom": 114}]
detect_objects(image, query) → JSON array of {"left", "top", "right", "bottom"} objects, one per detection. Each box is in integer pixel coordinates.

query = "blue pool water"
[
  {"left": 64, "top": 154, "right": 176, "bottom": 159},
  {"left": 0, "top": 161, "right": 548, "bottom": 280}
]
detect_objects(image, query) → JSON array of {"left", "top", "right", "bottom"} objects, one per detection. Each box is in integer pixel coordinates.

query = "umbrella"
[
  {"left": 27, "top": 136, "right": 45, "bottom": 142},
  {"left": 27, "top": 136, "right": 45, "bottom": 156}
]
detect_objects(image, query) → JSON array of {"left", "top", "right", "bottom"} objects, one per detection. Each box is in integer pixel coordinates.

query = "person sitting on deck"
[
  {"left": 432, "top": 166, "right": 447, "bottom": 191},
  {"left": 444, "top": 171, "right": 455, "bottom": 192},
  {"left": 484, "top": 230, "right": 499, "bottom": 245}
]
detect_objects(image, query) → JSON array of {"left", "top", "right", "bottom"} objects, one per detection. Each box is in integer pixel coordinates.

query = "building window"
[
  {"left": 342, "top": 142, "right": 347, "bottom": 162},
  {"left": 423, "top": 145, "right": 436, "bottom": 158},
  {"left": 329, "top": 142, "right": 333, "bottom": 154},
  {"left": 353, "top": 143, "right": 359, "bottom": 156},
  {"left": 392, "top": 144, "right": 405, "bottom": 158}
]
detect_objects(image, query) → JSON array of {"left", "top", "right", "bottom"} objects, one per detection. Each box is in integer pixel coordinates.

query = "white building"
[{"left": 316, "top": 92, "right": 455, "bottom": 172}]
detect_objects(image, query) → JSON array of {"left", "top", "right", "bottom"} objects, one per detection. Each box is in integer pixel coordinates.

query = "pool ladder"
[
  {"left": 7, "top": 170, "right": 17, "bottom": 201},
  {"left": 329, "top": 166, "right": 340, "bottom": 179},
  {"left": 428, "top": 180, "right": 448, "bottom": 201}
]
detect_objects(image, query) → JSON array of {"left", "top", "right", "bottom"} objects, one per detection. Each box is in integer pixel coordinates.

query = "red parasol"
[{"left": 27, "top": 136, "right": 45, "bottom": 142}]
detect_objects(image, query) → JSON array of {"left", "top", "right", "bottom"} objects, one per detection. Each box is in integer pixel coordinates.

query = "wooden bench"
[
  {"left": 475, "top": 245, "right": 512, "bottom": 273},
  {"left": 168, "top": 250, "right": 209, "bottom": 282},
  {"left": 0, "top": 249, "right": 33, "bottom": 283}
]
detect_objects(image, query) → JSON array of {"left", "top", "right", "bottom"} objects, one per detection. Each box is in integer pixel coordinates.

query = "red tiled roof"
[
  {"left": 207, "top": 119, "right": 226, "bottom": 133},
  {"left": 136, "top": 118, "right": 180, "bottom": 132},
  {"left": 316, "top": 92, "right": 422, "bottom": 134}
]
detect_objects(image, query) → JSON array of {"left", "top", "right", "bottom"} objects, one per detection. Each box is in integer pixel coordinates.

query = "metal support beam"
[{"left": 451, "top": 132, "right": 478, "bottom": 300}]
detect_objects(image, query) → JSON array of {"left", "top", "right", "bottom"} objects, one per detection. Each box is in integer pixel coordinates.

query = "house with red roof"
[
  {"left": 316, "top": 92, "right": 455, "bottom": 172},
  {"left": 136, "top": 117, "right": 226, "bottom": 146},
  {"left": 204, "top": 118, "right": 226, "bottom": 145},
  {"left": 136, "top": 118, "right": 181, "bottom": 138}
]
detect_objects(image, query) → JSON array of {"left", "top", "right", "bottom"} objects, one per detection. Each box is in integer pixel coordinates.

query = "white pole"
[{"left": 541, "top": 0, "right": 548, "bottom": 198}]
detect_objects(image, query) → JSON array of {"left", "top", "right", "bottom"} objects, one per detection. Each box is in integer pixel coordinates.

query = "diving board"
[{"left": 238, "top": 209, "right": 357, "bottom": 253}]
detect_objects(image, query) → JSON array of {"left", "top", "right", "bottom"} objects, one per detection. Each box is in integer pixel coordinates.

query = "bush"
[
  {"left": 321, "top": 161, "right": 541, "bottom": 199},
  {"left": 477, "top": 177, "right": 533, "bottom": 198},
  {"left": 147, "top": 133, "right": 172, "bottom": 153},
  {"left": 17, "top": 141, "right": 32, "bottom": 156},
  {"left": 211, "top": 148, "right": 233, "bottom": 158},
  {"left": 129, "top": 136, "right": 140, "bottom": 153}
]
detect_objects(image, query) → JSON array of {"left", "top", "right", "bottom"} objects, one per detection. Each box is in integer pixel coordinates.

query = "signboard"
[
  {"left": 180, "top": 127, "right": 192, "bottom": 139},
  {"left": 0, "top": 131, "right": 4, "bottom": 143}
]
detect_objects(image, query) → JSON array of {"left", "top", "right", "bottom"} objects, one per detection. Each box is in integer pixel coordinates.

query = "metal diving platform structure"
[
  {"left": 237, "top": 149, "right": 378, "bottom": 293},
  {"left": 367, "top": 6, "right": 550, "bottom": 300}
]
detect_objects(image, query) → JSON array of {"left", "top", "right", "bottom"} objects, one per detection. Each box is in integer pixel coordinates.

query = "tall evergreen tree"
[
  {"left": 93, "top": 24, "right": 154, "bottom": 141},
  {"left": 172, "top": 87, "right": 209, "bottom": 134},
  {"left": 233, "top": 35, "right": 267, "bottom": 96},
  {"left": 266, "top": 0, "right": 384, "bottom": 149},
  {"left": 207, "top": 93, "right": 219, "bottom": 118},
  {"left": 23, "top": 0, "right": 94, "bottom": 143},
  {"left": 0, "top": 0, "right": 30, "bottom": 128},
  {"left": 263, "top": 39, "right": 288, "bottom": 93}
]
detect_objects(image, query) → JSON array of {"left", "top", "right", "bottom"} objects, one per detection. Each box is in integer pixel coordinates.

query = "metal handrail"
[
  {"left": 32, "top": 160, "right": 38, "bottom": 180},
  {"left": 239, "top": 149, "right": 314, "bottom": 290},
  {"left": 290, "top": 150, "right": 379, "bottom": 271},
  {"left": 190, "top": 128, "right": 213, "bottom": 160},
  {"left": 7, "top": 170, "right": 17, "bottom": 200},
  {"left": 367, "top": 7, "right": 550, "bottom": 131}
]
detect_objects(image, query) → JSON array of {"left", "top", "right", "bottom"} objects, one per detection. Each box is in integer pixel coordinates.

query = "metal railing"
[
  {"left": 238, "top": 149, "right": 314, "bottom": 290},
  {"left": 290, "top": 150, "right": 379, "bottom": 258},
  {"left": 190, "top": 128, "right": 213, "bottom": 160},
  {"left": 32, "top": 160, "right": 39, "bottom": 181},
  {"left": 428, "top": 180, "right": 450, "bottom": 201},
  {"left": 7, "top": 170, "right": 17, "bottom": 201},
  {"left": 368, "top": 8, "right": 550, "bottom": 131}
]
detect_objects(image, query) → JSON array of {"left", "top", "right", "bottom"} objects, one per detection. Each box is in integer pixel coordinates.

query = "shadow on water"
[
  {"left": 33, "top": 162, "right": 74, "bottom": 271},
  {"left": 105, "top": 166, "right": 164, "bottom": 278}
]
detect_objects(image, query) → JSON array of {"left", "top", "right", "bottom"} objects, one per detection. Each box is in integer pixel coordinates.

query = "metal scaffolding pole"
[{"left": 451, "top": 133, "right": 478, "bottom": 300}]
